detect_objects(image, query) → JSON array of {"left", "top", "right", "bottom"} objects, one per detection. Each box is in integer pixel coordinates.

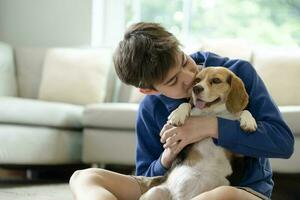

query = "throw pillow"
[{"left": 38, "top": 48, "right": 111, "bottom": 105}]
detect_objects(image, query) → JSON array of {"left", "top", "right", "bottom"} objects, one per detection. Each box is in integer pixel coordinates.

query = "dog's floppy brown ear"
[{"left": 226, "top": 73, "right": 249, "bottom": 113}]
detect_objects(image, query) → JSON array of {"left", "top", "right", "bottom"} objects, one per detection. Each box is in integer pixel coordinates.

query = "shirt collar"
[{"left": 157, "top": 94, "right": 189, "bottom": 112}]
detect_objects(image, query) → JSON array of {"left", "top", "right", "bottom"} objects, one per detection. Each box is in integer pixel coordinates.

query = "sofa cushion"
[
  {"left": 0, "top": 42, "right": 17, "bottom": 97},
  {"left": 279, "top": 106, "right": 300, "bottom": 136},
  {"left": 83, "top": 103, "right": 138, "bottom": 129},
  {"left": 270, "top": 137, "right": 300, "bottom": 173},
  {"left": 200, "top": 39, "right": 253, "bottom": 61},
  {"left": 253, "top": 48, "right": 300, "bottom": 106},
  {"left": 0, "top": 125, "right": 82, "bottom": 164},
  {"left": 38, "top": 48, "right": 111, "bottom": 105},
  {"left": 14, "top": 47, "right": 47, "bottom": 99},
  {"left": 82, "top": 129, "right": 135, "bottom": 165},
  {"left": 0, "top": 97, "right": 83, "bottom": 128}
]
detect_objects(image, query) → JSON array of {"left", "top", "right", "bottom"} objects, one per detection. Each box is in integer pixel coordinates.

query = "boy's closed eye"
[
  {"left": 165, "top": 53, "right": 188, "bottom": 87},
  {"left": 169, "top": 54, "right": 188, "bottom": 86}
]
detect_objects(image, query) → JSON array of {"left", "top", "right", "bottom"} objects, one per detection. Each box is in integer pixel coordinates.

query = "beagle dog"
[{"left": 140, "top": 67, "right": 257, "bottom": 200}]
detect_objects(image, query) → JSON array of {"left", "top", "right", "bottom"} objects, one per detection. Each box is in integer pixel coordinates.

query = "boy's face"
[{"left": 154, "top": 52, "right": 198, "bottom": 99}]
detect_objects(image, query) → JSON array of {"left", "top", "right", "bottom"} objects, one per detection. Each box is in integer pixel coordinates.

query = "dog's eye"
[
  {"left": 212, "top": 78, "right": 222, "bottom": 84},
  {"left": 194, "top": 78, "right": 201, "bottom": 83}
]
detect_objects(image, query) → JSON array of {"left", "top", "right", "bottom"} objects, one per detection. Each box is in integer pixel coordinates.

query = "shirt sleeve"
[
  {"left": 135, "top": 97, "right": 168, "bottom": 176},
  {"left": 215, "top": 58, "right": 294, "bottom": 158}
]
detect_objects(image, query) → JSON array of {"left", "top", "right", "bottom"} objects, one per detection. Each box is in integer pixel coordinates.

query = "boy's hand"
[
  {"left": 159, "top": 123, "right": 180, "bottom": 168},
  {"left": 160, "top": 116, "right": 218, "bottom": 156},
  {"left": 160, "top": 147, "right": 178, "bottom": 169}
]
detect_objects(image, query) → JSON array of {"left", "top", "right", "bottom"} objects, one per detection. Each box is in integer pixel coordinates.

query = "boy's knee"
[
  {"left": 141, "top": 186, "right": 170, "bottom": 200},
  {"left": 212, "top": 186, "right": 239, "bottom": 198},
  {"left": 69, "top": 169, "right": 83, "bottom": 187},
  {"left": 194, "top": 186, "right": 240, "bottom": 200},
  {"left": 69, "top": 168, "right": 107, "bottom": 189}
]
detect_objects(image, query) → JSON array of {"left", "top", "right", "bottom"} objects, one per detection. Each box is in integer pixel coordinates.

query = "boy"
[{"left": 69, "top": 22, "right": 294, "bottom": 200}]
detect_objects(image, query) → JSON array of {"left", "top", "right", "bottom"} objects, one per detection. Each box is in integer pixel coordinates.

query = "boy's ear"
[{"left": 139, "top": 88, "right": 159, "bottom": 95}]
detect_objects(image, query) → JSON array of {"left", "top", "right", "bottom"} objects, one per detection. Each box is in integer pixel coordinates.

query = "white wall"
[{"left": 0, "top": 0, "right": 92, "bottom": 47}]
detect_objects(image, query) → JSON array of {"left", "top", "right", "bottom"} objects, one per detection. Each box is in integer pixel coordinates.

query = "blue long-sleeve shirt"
[{"left": 135, "top": 51, "right": 294, "bottom": 198}]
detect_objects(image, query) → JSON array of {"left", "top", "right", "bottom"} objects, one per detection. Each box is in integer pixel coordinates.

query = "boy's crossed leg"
[
  {"left": 69, "top": 168, "right": 265, "bottom": 200},
  {"left": 69, "top": 168, "right": 141, "bottom": 200}
]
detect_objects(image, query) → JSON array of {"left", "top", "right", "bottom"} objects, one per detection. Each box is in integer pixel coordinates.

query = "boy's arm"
[
  {"left": 135, "top": 98, "right": 169, "bottom": 176},
  {"left": 216, "top": 59, "right": 294, "bottom": 158}
]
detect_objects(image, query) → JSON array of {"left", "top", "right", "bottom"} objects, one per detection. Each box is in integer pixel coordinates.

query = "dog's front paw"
[
  {"left": 168, "top": 103, "right": 191, "bottom": 126},
  {"left": 240, "top": 110, "right": 257, "bottom": 132}
]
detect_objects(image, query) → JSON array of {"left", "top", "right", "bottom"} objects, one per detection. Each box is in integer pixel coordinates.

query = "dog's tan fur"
[{"left": 191, "top": 67, "right": 249, "bottom": 115}]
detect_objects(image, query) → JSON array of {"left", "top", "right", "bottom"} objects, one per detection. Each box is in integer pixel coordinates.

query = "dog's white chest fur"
[
  {"left": 165, "top": 106, "right": 234, "bottom": 200},
  {"left": 166, "top": 138, "right": 232, "bottom": 200}
]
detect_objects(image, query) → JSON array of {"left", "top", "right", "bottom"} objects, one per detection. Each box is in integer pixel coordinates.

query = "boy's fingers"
[
  {"left": 160, "top": 123, "right": 173, "bottom": 137},
  {"left": 174, "top": 141, "right": 186, "bottom": 155},
  {"left": 163, "top": 134, "right": 179, "bottom": 148},
  {"left": 164, "top": 140, "right": 178, "bottom": 149},
  {"left": 160, "top": 127, "right": 177, "bottom": 143}
]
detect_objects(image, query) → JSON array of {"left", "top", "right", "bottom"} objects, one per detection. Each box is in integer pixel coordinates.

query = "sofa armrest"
[
  {"left": 279, "top": 106, "right": 300, "bottom": 135},
  {"left": 270, "top": 106, "right": 300, "bottom": 173},
  {"left": 83, "top": 103, "right": 139, "bottom": 129}
]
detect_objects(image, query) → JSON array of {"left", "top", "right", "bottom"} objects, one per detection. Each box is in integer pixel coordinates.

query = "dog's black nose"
[{"left": 193, "top": 85, "right": 204, "bottom": 95}]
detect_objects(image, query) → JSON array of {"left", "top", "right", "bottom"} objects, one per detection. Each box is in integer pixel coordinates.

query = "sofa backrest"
[
  {"left": 13, "top": 43, "right": 300, "bottom": 106},
  {"left": 199, "top": 38, "right": 253, "bottom": 62},
  {"left": 253, "top": 47, "right": 300, "bottom": 106},
  {"left": 14, "top": 47, "right": 118, "bottom": 103},
  {"left": 0, "top": 42, "right": 18, "bottom": 97},
  {"left": 14, "top": 47, "right": 47, "bottom": 99}
]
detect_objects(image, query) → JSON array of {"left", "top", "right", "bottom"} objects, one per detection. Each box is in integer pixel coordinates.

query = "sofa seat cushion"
[
  {"left": 279, "top": 106, "right": 300, "bottom": 136},
  {"left": 0, "top": 97, "right": 83, "bottom": 128},
  {"left": 270, "top": 137, "right": 300, "bottom": 173},
  {"left": 83, "top": 103, "right": 138, "bottom": 129},
  {"left": 82, "top": 128, "right": 135, "bottom": 165},
  {"left": 0, "top": 124, "right": 82, "bottom": 164}
]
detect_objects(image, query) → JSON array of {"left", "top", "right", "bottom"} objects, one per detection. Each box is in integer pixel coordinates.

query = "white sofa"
[
  {"left": 0, "top": 40, "right": 299, "bottom": 174},
  {"left": 0, "top": 41, "right": 138, "bottom": 168},
  {"left": 0, "top": 44, "right": 83, "bottom": 165}
]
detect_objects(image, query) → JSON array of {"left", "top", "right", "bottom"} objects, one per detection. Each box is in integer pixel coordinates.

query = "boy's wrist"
[
  {"left": 160, "top": 156, "right": 171, "bottom": 169},
  {"left": 160, "top": 149, "right": 176, "bottom": 169},
  {"left": 206, "top": 116, "right": 218, "bottom": 139}
]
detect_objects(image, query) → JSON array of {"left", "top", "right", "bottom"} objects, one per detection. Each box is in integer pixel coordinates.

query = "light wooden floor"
[{"left": 0, "top": 183, "right": 72, "bottom": 200}]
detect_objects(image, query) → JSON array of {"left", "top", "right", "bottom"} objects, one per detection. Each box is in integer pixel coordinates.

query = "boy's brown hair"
[{"left": 113, "top": 22, "right": 181, "bottom": 89}]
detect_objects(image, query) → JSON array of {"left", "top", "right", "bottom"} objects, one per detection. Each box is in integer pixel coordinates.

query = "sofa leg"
[
  {"left": 26, "top": 169, "right": 33, "bottom": 180},
  {"left": 91, "top": 163, "right": 106, "bottom": 169}
]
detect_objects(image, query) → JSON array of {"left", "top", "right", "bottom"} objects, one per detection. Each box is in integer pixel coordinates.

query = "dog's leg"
[
  {"left": 139, "top": 185, "right": 171, "bottom": 200},
  {"left": 239, "top": 110, "right": 257, "bottom": 132},
  {"left": 168, "top": 103, "right": 192, "bottom": 126}
]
